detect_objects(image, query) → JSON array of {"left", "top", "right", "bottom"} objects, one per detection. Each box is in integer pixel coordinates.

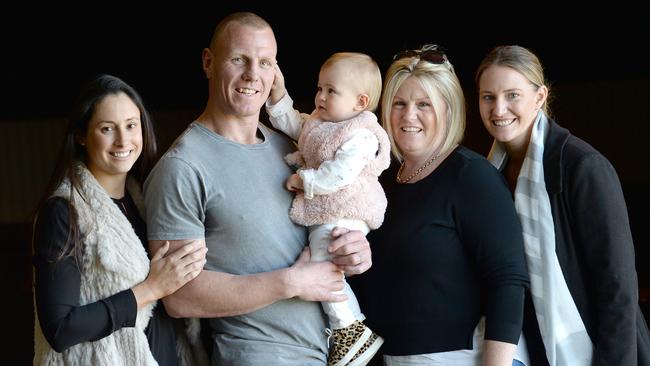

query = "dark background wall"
[{"left": 2, "top": 3, "right": 648, "bottom": 362}]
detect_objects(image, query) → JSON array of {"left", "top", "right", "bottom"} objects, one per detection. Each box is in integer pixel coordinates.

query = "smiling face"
[
  {"left": 81, "top": 92, "right": 142, "bottom": 187},
  {"left": 205, "top": 22, "right": 277, "bottom": 121},
  {"left": 390, "top": 76, "right": 446, "bottom": 162},
  {"left": 478, "top": 65, "right": 547, "bottom": 151},
  {"left": 313, "top": 62, "right": 364, "bottom": 122}
]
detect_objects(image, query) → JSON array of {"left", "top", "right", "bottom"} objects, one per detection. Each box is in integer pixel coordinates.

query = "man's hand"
[
  {"left": 329, "top": 227, "right": 372, "bottom": 276},
  {"left": 287, "top": 247, "right": 346, "bottom": 302}
]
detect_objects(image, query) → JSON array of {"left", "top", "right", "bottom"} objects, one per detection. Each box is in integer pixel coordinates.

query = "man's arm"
[{"left": 151, "top": 239, "right": 347, "bottom": 318}]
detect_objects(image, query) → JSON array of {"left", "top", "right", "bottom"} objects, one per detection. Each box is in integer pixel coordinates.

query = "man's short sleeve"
[{"left": 144, "top": 156, "right": 206, "bottom": 241}]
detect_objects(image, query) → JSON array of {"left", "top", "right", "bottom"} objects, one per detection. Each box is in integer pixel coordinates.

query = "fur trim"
[
  {"left": 176, "top": 318, "right": 209, "bottom": 366},
  {"left": 289, "top": 111, "right": 390, "bottom": 229}
]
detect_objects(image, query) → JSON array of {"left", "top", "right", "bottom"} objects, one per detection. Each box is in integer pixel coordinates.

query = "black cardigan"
[{"left": 522, "top": 120, "right": 650, "bottom": 365}]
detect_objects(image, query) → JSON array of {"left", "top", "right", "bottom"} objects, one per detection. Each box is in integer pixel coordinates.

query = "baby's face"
[{"left": 313, "top": 64, "right": 363, "bottom": 122}]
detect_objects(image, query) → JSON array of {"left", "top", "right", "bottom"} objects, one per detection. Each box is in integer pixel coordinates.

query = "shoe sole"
[{"left": 348, "top": 335, "right": 384, "bottom": 366}]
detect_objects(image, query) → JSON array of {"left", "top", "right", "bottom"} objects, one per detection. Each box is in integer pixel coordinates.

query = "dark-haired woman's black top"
[{"left": 33, "top": 193, "right": 180, "bottom": 365}]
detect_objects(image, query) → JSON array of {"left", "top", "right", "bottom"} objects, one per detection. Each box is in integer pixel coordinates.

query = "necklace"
[{"left": 396, "top": 153, "right": 441, "bottom": 183}]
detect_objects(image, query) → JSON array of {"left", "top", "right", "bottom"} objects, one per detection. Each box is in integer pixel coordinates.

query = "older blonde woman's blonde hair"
[
  {"left": 381, "top": 54, "right": 466, "bottom": 162},
  {"left": 322, "top": 52, "right": 383, "bottom": 112}
]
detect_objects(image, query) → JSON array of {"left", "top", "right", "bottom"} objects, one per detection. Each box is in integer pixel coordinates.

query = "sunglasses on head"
[{"left": 393, "top": 44, "right": 449, "bottom": 64}]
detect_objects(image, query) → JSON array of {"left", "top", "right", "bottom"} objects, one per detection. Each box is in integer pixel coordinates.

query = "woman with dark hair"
[{"left": 32, "top": 74, "right": 206, "bottom": 365}]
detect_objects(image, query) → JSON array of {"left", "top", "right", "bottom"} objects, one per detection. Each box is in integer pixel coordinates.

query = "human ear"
[
  {"left": 202, "top": 48, "right": 214, "bottom": 78},
  {"left": 356, "top": 94, "right": 370, "bottom": 111},
  {"left": 536, "top": 85, "right": 548, "bottom": 110}
]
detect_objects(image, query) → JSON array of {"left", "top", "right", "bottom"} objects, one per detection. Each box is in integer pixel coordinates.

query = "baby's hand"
[
  {"left": 285, "top": 173, "right": 304, "bottom": 192},
  {"left": 270, "top": 63, "right": 286, "bottom": 105}
]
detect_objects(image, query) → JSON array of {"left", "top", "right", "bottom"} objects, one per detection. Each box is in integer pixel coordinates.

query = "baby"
[{"left": 266, "top": 52, "right": 389, "bottom": 366}]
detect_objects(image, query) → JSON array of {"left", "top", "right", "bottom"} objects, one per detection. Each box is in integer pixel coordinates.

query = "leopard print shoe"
[
  {"left": 348, "top": 332, "right": 383, "bottom": 366},
  {"left": 327, "top": 320, "right": 381, "bottom": 366}
]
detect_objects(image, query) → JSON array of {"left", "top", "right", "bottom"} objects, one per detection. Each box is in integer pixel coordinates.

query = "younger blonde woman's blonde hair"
[{"left": 475, "top": 45, "right": 552, "bottom": 117}]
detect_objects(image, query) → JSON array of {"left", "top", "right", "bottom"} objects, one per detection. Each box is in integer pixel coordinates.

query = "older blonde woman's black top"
[{"left": 350, "top": 146, "right": 530, "bottom": 356}]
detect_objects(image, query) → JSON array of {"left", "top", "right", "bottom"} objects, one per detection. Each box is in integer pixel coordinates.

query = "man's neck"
[{"left": 197, "top": 109, "right": 261, "bottom": 145}]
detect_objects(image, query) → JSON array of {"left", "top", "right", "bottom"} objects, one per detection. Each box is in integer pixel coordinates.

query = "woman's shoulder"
[
  {"left": 39, "top": 196, "right": 70, "bottom": 221},
  {"left": 453, "top": 145, "right": 489, "bottom": 161},
  {"left": 434, "top": 147, "right": 512, "bottom": 208},
  {"left": 34, "top": 197, "right": 71, "bottom": 259},
  {"left": 548, "top": 121, "right": 610, "bottom": 164},
  {"left": 450, "top": 145, "right": 499, "bottom": 172},
  {"left": 553, "top": 129, "right": 614, "bottom": 177},
  {"left": 446, "top": 146, "right": 507, "bottom": 186},
  {"left": 419, "top": 146, "right": 500, "bottom": 189},
  {"left": 545, "top": 122, "right": 619, "bottom": 191},
  {"left": 564, "top": 134, "right": 608, "bottom": 162}
]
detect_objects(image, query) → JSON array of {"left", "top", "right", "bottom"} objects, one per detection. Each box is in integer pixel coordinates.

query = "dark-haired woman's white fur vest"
[{"left": 33, "top": 163, "right": 157, "bottom": 365}]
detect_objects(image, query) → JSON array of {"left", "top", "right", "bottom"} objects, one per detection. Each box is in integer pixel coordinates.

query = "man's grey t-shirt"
[{"left": 145, "top": 122, "right": 328, "bottom": 364}]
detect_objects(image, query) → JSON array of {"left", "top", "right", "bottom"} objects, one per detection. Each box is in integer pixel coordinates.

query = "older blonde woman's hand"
[{"left": 328, "top": 227, "right": 372, "bottom": 276}]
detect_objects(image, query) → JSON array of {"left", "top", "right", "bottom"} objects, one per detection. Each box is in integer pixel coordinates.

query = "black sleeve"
[
  {"left": 33, "top": 197, "right": 138, "bottom": 352},
  {"left": 456, "top": 159, "right": 530, "bottom": 344},
  {"left": 567, "top": 153, "right": 638, "bottom": 365}
]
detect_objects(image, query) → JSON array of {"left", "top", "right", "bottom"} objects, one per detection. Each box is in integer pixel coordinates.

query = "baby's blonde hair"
[{"left": 321, "top": 52, "right": 382, "bottom": 112}]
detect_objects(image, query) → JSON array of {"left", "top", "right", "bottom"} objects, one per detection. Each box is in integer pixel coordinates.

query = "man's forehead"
[{"left": 220, "top": 25, "right": 276, "bottom": 56}]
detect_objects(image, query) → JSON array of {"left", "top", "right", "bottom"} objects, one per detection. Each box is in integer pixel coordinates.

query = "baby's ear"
[{"left": 356, "top": 94, "right": 370, "bottom": 111}]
